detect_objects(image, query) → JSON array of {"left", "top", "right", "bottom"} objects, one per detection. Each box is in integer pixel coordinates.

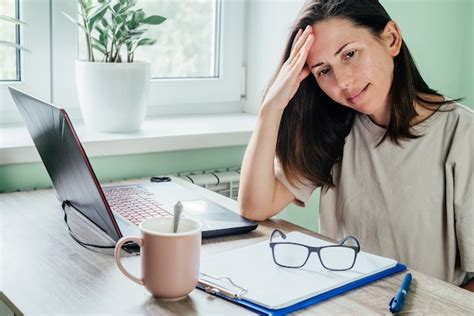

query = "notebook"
[{"left": 198, "top": 231, "right": 406, "bottom": 314}]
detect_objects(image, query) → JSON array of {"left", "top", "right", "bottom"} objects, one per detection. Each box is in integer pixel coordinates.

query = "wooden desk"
[{"left": 1, "top": 178, "right": 472, "bottom": 315}]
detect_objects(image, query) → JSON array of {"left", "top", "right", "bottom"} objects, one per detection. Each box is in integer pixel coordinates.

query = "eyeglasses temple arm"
[
  {"left": 270, "top": 229, "right": 287, "bottom": 243},
  {"left": 339, "top": 235, "right": 361, "bottom": 251}
]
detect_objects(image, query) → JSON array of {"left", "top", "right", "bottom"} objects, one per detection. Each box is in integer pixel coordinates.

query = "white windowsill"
[{"left": 0, "top": 113, "right": 258, "bottom": 165}]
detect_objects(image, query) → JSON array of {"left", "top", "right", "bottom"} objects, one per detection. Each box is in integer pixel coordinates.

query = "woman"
[{"left": 238, "top": 0, "right": 473, "bottom": 290}]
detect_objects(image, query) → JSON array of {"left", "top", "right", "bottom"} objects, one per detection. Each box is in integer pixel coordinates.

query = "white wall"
[{"left": 244, "top": 0, "right": 305, "bottom": 114}]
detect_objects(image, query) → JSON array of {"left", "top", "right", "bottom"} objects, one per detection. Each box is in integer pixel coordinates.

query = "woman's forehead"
[{"left": 307, "top": 18, "right": 371, "bottom": 64}]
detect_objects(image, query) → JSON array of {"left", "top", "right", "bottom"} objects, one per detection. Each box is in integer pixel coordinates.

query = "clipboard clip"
[{"left": 198, "top": 273, "right": 248, "bottom": 300}]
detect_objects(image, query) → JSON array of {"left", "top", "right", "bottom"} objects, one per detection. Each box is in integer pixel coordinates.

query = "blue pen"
[{"left": 389, "top": 272, "right": 412, "bottom": 313}]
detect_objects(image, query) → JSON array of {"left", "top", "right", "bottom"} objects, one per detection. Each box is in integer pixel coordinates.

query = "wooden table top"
[{"left": 1, "top": 177, "right": 473, "bottom": 315}]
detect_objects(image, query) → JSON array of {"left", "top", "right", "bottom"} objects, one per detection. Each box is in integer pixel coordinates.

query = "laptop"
[{"left": 9, "top": 87, "right": 257, "bottom": 242}]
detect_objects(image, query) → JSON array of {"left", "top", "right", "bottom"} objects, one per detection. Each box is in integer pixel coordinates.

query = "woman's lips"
[{"left": 347, "top": 84, "right": 369, "bottom": 103}]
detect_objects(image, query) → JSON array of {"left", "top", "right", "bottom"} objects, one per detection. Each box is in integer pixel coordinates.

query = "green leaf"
[
  {"left": 129, "top": 28, "right": 147, "bottom": 36},
  {"left": 95, "top": 24, "right": 105, "bottom": 35},
  {"left": 114, "top": 29, "right": 123, "bottom": 39},
  {"left": 79, "top": 0, "right": 88, "bottom": 10},
  {"left": 0, "top": 40, "right": 31, "bottom": 52},
  {"left": 122, "top": 22, "right": 130, "bottom": 32},
  {"left": 114, "top": 14, "right": 124, "bottom": 25},
  {"left": 87, "top": 2, "right": 108, "bottom": 18},
  {"left": 0, "top": 15, "right": 26, "bottom": 25},
  {"left": 91, "top": 36, "right": 106, "bottom": 47},
  {"left": 92, "top": 43, "right": 106, "bottom": 55},
  {"left": 87, "top": 3, "right": 109, "bottom": 32},
  {"left": 142, "top": 15, "right": 166, "bottom": 25},
  {"left": 100, "top": 36, "right": 108, "bottom": 46},
  {"left": 96, "top": 28, "right": 109, "bottom": 45},
  {"left": 126, "top": 19, "right": 137, "bottom": 31},
  {"left": 118, "top": 2, "right": 136, "bottom": 14},
  {"left": 129, "top": 12, "right": 138, "bottom": 27},
  {"left": 133, "top": 10, "right": 145, "bottom": 24},
  {"left": 118, "top": 0, "right": 136, "bottom": 12},
  {"left": 137, "top": 38, "right": 156, "bottom": 46},
  {"left": 112, "top": 3, "right": 122, "bottom": 13},
  {"left": 63, "top": 12, "right": 87, "bottom": 33},
  {"left": 83, "top": 0, "right": 97, "bottom": 15}
]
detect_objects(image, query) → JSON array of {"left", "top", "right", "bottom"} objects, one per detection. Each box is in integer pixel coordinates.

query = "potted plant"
[{"left": 65, "top": 0, "right": 166, "bottom": 132}]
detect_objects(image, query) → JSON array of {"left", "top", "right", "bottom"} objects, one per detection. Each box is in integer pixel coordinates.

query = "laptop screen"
[{"left": 9, "top": 87, "right": 121, "bottom": 241}]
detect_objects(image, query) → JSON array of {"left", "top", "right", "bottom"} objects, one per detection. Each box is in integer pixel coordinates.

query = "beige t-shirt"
[{"left": 275, "top": 103, "right": 473, "bottom": 285}]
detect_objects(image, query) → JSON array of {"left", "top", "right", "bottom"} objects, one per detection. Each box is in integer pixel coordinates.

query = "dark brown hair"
[{"left": 271, "top": 0, "right": 460, "bottom": 189}]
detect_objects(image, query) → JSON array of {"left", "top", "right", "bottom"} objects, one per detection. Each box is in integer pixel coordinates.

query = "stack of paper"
[{"left": 200, "top": 231, "right": 400, "bottom": 310}]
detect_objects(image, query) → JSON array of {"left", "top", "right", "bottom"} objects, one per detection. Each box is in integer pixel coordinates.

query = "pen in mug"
[{"left": 389, "top": 272, "right": 412, "bottom": 313}]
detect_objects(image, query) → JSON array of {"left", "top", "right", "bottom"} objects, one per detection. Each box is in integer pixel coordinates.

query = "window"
[
  {"left": 138, "top": 0, "right": 220, "bottom": 79},
  {"left": 54, "top": 0, "right": 245, "bottom": 119},
  {"left": 0, "top": 0, "right": 245, "bottom": 124},
  {"left": 0, "top": 0, "right": 19, "bottom": 81},
  {"left": 79, "top": 1, "right": 221, "bottom": 79},
  {"left": 0, "top": 0, "right": 50, "bottom": 124}
]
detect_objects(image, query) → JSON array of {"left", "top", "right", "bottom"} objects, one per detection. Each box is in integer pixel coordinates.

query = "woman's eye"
[
  {"left": 344, "top": 50, "right": 356, "bottom": 60},
  {"left": 319, "top": 68, "right": 330, "bottom": 76}
]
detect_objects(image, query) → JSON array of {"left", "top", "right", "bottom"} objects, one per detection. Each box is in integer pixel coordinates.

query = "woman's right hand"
[
  {"left": 239, "top": 25, "right": 314, "bottom": 221},
  {"left": 262, "top": 25, "right": 314, "bottom": 111}
]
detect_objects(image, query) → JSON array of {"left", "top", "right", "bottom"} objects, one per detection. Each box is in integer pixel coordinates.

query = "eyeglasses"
[{"left": 269, "top": 229, "right": 361, "bottom": 271}]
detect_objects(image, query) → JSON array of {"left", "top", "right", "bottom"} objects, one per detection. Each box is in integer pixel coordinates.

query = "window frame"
[{"left": 0, "top": 0, "right": 51, "bottom": 124}]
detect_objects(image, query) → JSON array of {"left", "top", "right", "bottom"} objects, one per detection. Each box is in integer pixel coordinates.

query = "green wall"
[
  {"left": 381, "top": 0, "right": 473, "bottom": 107},
  {"left": 0, "top": 146, "right": 246, "bottom": 193}
]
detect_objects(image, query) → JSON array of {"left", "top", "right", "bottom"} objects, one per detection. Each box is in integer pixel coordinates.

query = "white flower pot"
[{"left": 75, "top": 60, "right": 150, "bottom": 133}]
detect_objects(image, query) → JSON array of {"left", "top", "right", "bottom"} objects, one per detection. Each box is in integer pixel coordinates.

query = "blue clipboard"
[{"left": 197, "top": 263, "right": 406, "bottom": 315}]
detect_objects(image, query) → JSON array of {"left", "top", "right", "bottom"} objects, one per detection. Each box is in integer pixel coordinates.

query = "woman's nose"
[{"left": 334, "top": 68, "right": 353, "bottom": 90}]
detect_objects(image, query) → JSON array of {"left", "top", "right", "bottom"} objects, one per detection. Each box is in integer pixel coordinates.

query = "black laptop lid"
[{"left": 9, "top": 87, "right": 121, "bottom": 241}]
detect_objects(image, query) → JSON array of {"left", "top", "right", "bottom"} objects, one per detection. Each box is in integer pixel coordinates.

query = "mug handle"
[{"left": 114, "top": 236, "right": 144, "bottom": 285}]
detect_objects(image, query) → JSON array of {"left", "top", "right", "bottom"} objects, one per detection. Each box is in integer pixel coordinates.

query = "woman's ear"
[{"left": 382, "top": 21, "right": 402, "bottom": 57}]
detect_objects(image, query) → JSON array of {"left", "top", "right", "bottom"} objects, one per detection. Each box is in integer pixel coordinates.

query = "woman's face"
[{"left": 306, "top": 18, "right": 401, "bottom": 125}]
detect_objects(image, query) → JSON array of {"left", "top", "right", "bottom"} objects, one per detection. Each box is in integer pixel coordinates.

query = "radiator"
[{"left": 174, "top": 167, "right": 241, "bottom": 200}]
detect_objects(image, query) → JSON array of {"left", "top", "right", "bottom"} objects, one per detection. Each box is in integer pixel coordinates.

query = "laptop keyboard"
[{"left": 103, "top": 186, "right": 171, "bottom": 226}]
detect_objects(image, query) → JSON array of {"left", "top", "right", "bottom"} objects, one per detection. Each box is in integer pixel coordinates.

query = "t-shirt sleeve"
[
  {"left": 274, "top": 158, "right": 317, "bottom": 207},
  {"left": 452, "top": 110, "right": 474, "bottom": 272}
]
